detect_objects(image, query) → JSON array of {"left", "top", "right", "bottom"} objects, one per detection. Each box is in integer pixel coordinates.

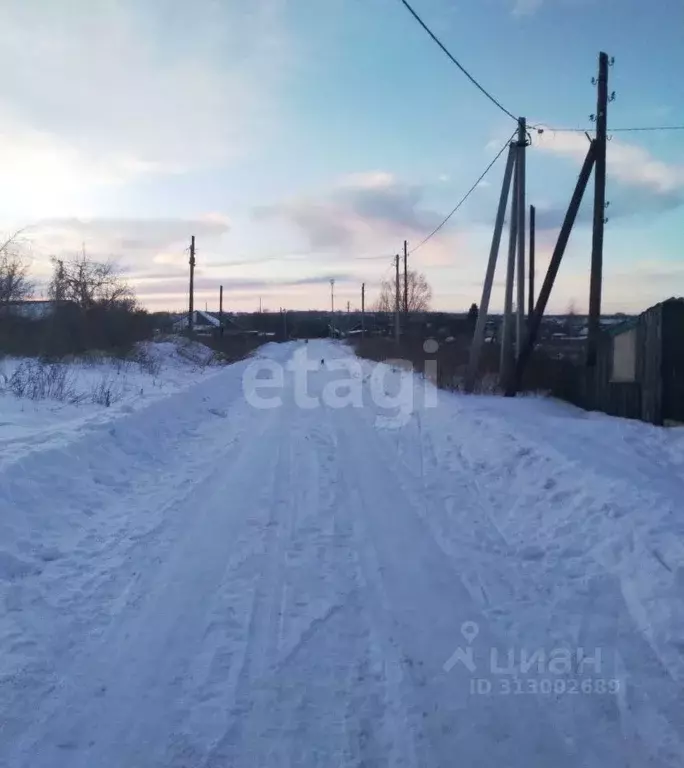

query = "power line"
[
  {"left": 396, "top": 0, "right": 518, "bottom": 123},
  {"left": 534, "top": 124, "right": 684, "bottom": 134},
  {"left": 410, "top": 132, "right": 516, "bottom": 255}
]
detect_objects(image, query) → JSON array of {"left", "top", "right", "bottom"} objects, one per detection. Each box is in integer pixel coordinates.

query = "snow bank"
[
  {"left": 0, "top": 342, "right": 292, "bottom": 720},
  {"left": 0, "top": 337, "right": 226, "bottom": 470},
  {"left": 358, "top": 354, "right": 684, "bottom": 711}
]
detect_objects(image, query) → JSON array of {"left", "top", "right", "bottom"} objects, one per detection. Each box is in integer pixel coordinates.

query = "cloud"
[
  {"left": 20, "top": 216, "right": 232, "bottom": 284},
  {"left": 0, "top": 0, "right": 291, "bottom": 216},
  {"left": 533, "top": 130, "right": 684, "bottom": 221},
  {"left": 511, "top": 0, "right": 544, "bottom": 16},
  {"left": 133, "top": 272, "right": 359, "bottom": 298},
  {"left": 257, "top": 172, "right": 467, "bottom": 266},
  {"left": 510, "top": 0, "right": 591, "bottom": 15},
  {"left": 535, "top": 131, "right": 684, "bottom": 193},
  {"left": 0, "top": 116, "right": 162, "bottom": 218}
]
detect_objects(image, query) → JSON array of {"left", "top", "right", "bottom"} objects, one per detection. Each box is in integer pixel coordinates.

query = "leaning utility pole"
[
  {"left": 500, "top": 141, "right": 519, "bottom": 386},
  {"left": 394, "top": 253, "right": 401, "bottom": 345},
  {"left": 465, "top": 142, "right": 516, "bottom": 393},
  {"left": 188, "top": 235, "right": 196, "bottom": 334},
  {"left": 403, "top": 240, "right": 409, "bottom": 317},
  {"left": 361, "top": 282, "right": 366, "bottom": 340},
  {"left": 528, "top": 205, "right": 536, "bottom": 319},
  {"left": 516, "top": 117, "right": 527, "bottom": 356},
  {"left": 587, "top": 52, "right": 610, "bottom": 367}
]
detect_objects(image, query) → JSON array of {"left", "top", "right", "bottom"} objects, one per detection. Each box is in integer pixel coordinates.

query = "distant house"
[
  {"left": 173, "top": 311, "right": 263, "bottom": 337},
  {"left": 585, "top": 298, "right": 684, "bottom": 425}
]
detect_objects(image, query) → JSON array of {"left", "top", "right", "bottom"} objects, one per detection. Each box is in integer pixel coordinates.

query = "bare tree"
[
  {"left": 0, "top": 232, "right": 34, "bottom": 306},
  {"left": 374, "top": 270, "right": 432, "bottom": 313},
  {"left": 48, "top": 254, "right": 135, "bottom": 310}
]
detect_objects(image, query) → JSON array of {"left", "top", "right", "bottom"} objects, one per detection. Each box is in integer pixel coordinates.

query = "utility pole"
[
  {"left": 394, "top": 253, "right": 401, "bottom": 345},
  {"left": 516, "top": 117, "right": 527, "bottom": 357},
  {"left": 188, "top": 235, "right": 195, "bottom": 334},
  {"left": 587, "top": 51, "right": 610, "bottom": 367},
  {"left": 361, "top": 283, "right": 365, "bottom": 340},
  {"left": 529, "top": 205, "right": 536, "bottom": 319},
  {"left": 465, "top": 142, "right": 516, "bottom": 392},
  {"left": 507, "top": 142, "right": 597, "bottom": 397},
  {"left": 347, "top": 301, "right": 350, "bottom": 313},
  {"left": 403, "top": 240, "right": 409, "bottom": 317},
  {"left": 219, "top": 285, "right": 224, "bottom": 335},
  {"left": 500, "top": 144, "right": 519, "bottom": 386},
  {"left": 330, "top": 279, "right": 335, "bottom": 338}
]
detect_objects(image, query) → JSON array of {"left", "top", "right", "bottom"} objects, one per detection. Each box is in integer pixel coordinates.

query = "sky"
[{"left": 1, "top": 0, "right": 683, "bottom": 314}]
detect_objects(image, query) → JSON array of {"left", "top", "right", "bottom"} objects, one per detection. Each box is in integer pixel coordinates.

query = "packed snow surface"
[{"left": 2, "top": 339, "right": 684, "bottom": 767}]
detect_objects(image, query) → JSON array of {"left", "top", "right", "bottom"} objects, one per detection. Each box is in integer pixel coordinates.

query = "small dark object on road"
[{"left": 321, "top": 359, "right": 325, "bottom": 365}]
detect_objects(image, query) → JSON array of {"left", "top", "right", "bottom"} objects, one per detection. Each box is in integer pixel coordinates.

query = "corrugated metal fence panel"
[{"left": 662, "top": 300, "right": 684, "bottom": 423}]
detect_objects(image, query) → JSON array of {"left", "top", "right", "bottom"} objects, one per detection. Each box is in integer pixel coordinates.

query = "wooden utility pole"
[
  {"left": 500, "top": 144, "right": 519, "bottom": 386},
  {"left": 361, "top": 283, "right": 365, "bottom": 340},
  {"left": 219, "top": 285, "right": 224, "bottom": 329},
  {"left": 465, "top": 143, "right": 516, "bottom": 393},
  {"left": 330, "top": 278, "right": 335, "bottom": 338},
  {"left": 528, "top": 205, "right": 536, "bottom": 319},
  {"left": 507, "top": 142, "right": 597, "bottom": 397},
  {"left": 587, "top": 51, "right": 609, "bottom": 367},
  {"left": 403, "top": 240, "right": 409, "bottom": 317},
  {"left": 516, "top": 117, "right": 527, "bottom": 356},
  {"left": 394, "top": 254, "right": 401, "bottom": 345},
  {"left": 188, "top": 235, "right": 196, "bottom": 334}
]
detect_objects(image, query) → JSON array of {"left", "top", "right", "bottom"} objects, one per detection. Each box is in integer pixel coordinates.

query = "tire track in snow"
[
  {"left": 333, "top": 406, "right": 580, "bottom": 768},
  {"left": 4, "top": 401, "right": 285, "bottom": 768},
  {"left": 205, "top": 377, "right": 399, "bottom": 767}
]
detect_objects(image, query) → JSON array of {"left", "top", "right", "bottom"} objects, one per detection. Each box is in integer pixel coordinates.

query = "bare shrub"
[
  {"left": 6, "top": 360, "right": 77, "bottom": 402},
  {"left": 90, "top": 376, "right": 121, "bottom": 407},
  {"left": 130, "top": 346, "right": 162, "bottom": 376}
]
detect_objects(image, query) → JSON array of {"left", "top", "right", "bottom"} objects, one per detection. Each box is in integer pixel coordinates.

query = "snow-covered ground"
[
  {"left": 1, "top": 339, "right": 684, "bottom": 767},
  {"left": 0, "top": 337, "right": 223, "bottom": 470}
]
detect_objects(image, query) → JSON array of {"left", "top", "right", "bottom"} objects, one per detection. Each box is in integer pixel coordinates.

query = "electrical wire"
[
  {"left": 397, "top": 0, "right": 518, "bottom": 123},
  {"left": 533, "top": 124, "right": 684, "bottom": 134},
  {"left": 396, "top": 2, "right": 683, "bottom": 137},
  {"left": 410, "top": 132, "right": 515, "bottom": 255}
]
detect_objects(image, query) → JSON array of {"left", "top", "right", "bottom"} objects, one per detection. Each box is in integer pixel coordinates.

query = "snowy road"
[{"left": 3, "top": 340, "right": 684, "bottom": 766}]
